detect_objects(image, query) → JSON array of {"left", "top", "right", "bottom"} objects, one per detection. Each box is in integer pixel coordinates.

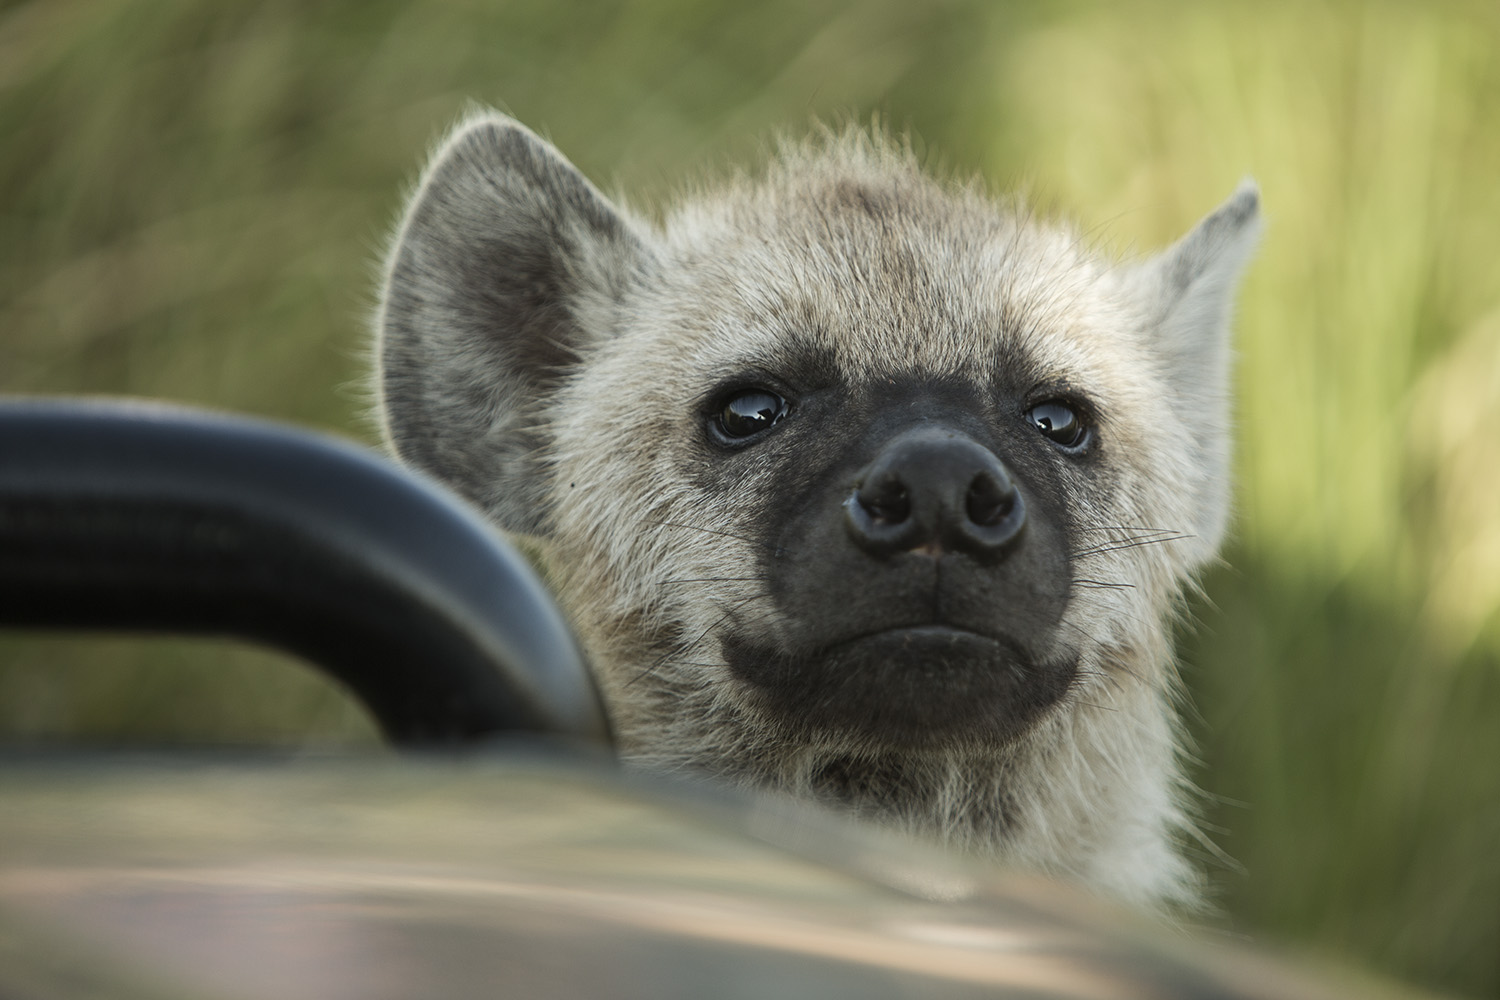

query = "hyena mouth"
[{"left": 721, "top": 625, "right": 1078, "bottom": 747}]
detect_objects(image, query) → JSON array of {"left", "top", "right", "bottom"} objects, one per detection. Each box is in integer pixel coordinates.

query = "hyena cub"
[{"left": 377, "top": 113, "right": 1259, "bottom": 910}]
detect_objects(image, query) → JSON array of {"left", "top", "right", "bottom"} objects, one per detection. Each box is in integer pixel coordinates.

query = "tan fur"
[{"left": 377, "top": 112, "right": 1260, "bottom": 912}]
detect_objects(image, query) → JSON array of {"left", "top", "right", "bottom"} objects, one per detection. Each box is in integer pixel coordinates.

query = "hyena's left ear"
[
  {"left": 1125, "top": 181, "right": 1261, "bottom": 548},
  {"left": 378, "top": 112, "right": 657, "bottom": 535}
]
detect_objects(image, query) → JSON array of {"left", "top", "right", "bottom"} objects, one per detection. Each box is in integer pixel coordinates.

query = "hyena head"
[{"left": 377, "top": 113, "right": 1259, "bottom": 910}]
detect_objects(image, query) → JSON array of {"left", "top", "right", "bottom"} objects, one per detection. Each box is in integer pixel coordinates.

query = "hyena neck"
[{"left": 616, "top": 681, "right": 1199, "bottom": 911}]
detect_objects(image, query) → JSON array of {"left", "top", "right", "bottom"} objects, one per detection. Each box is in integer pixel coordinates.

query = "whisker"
[
  {"left": 1080, "top": 661, "right": 1129, "bottom": 695},
  {"left": 1075, "top": 525, "right": 1180, "bottom": 535},
  {"left": 1072, "top": 578, "right": 1136, "bottom": 591},
  {"left": 625, "top": 593, "right": 760, "bottom": 688},
  {"left": 1060, "top": 621, "right": 1147, "bottom": 686},
  {"left": 1073, "top": 533, "right": 1194, "bottom": 559},
  {"left": 1059, "top": 620, "right": 1110, "bottom": 655}
]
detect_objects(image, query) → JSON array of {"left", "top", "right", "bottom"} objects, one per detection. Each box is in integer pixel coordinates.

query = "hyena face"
[{"left": 378, "top": 114, "right": 1259, "bottom": 909}]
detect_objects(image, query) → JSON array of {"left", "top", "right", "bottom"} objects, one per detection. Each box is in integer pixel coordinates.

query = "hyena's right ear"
[
  {"left": 1122, "top": 181, "right": 1261, "bottom": 552},
  {"left": 378, "top": 113, "right": 656, "bottom": 535}
]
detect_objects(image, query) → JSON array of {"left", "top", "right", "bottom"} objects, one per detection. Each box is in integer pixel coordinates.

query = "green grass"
[{"left": 2, "top": 0, "right": 1497, "bottom": 994}]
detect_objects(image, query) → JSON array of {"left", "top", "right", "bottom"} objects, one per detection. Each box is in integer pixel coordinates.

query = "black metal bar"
[{"left": 0, "top": 397, "right": 610, "bottom": 749}]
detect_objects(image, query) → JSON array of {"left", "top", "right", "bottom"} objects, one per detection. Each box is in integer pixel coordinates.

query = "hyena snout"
[{"left": 845, "top": 428, "right": 1026, "bottom": 563}]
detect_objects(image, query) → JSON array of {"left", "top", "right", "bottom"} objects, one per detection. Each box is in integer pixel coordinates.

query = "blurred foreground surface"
[
  {"left": 1, "top": 1, "right": 1497, "bottom": 996},
  {"left": 0, "top": 756, "right": 1417, "bottom": 1000}
]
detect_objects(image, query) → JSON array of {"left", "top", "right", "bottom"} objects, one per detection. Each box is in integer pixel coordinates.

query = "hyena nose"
[{"left": 845, "top": 428, "right": 1025, "bottom": 561}]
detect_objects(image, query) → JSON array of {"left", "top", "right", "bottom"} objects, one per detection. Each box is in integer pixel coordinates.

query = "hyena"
[{"left": 376, "top": 113, "right": 1259, "bottom": 911}]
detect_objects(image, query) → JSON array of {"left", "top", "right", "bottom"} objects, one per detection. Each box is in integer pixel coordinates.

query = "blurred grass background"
[{"left": 1, "top": 0, "right": 1497, "bottom": 994}]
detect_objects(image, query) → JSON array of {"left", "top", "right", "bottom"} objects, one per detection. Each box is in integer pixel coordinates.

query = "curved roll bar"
[{"left": 0, "top": 398, "right": 609, "bottom": 749}]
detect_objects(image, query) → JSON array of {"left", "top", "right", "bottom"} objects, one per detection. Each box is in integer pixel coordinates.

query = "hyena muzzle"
[{"left": 376, "top": 113, "right": 1260, "bottom": 910}]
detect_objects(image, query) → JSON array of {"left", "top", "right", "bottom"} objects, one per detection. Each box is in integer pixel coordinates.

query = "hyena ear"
[
  {"left": 1125, "top": 181, "right": 1261, "bottom": 547},
  {"left": 378, "top": 112, "right": 656, "bottom": 534}
]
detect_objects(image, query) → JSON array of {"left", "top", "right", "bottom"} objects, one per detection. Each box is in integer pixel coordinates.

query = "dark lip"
[
  {"left": 721, "top": 622, "right": 1076, "bottom": 748},
  {"left": 822, "top": 623, "right": 1007, "bottom": 654}
]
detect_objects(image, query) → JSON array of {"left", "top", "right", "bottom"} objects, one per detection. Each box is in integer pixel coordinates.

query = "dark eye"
[
  {"left": 1026, "top": 401, "right": 1090, "bottom": 451},
  {"left": 712, "top": 389, "right": 788, "bottom": 442}
]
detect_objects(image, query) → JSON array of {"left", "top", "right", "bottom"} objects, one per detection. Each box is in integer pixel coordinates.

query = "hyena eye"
[
  {"left": 1026, "top": 401, "right": 1090, "bottom": 451},
  {"left": 712, "top": 389, "right": 788, "bottom": 443}
]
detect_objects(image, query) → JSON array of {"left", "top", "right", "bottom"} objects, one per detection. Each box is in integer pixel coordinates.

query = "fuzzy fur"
[{"left": 376, "top": 112, "right": 1260, "bottom": 912}]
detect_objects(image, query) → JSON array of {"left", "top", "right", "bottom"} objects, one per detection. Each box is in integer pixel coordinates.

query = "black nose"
[{"left": 845, "top": 427, "right": 1025, "bottom": 561}]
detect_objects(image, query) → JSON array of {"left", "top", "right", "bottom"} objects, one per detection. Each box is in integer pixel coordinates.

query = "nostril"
[
  {"left": 865, "top": 488, "right": 909, "bottom": 525},
  {"left": 857, "top": 476, "right": 910, "bottom": 525},
  {"left": 966, "top": 473, "right": 1016, "bottom": 527},
  {"left": 847, "top": 429, "right": 1029, "bottom": 560}
]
